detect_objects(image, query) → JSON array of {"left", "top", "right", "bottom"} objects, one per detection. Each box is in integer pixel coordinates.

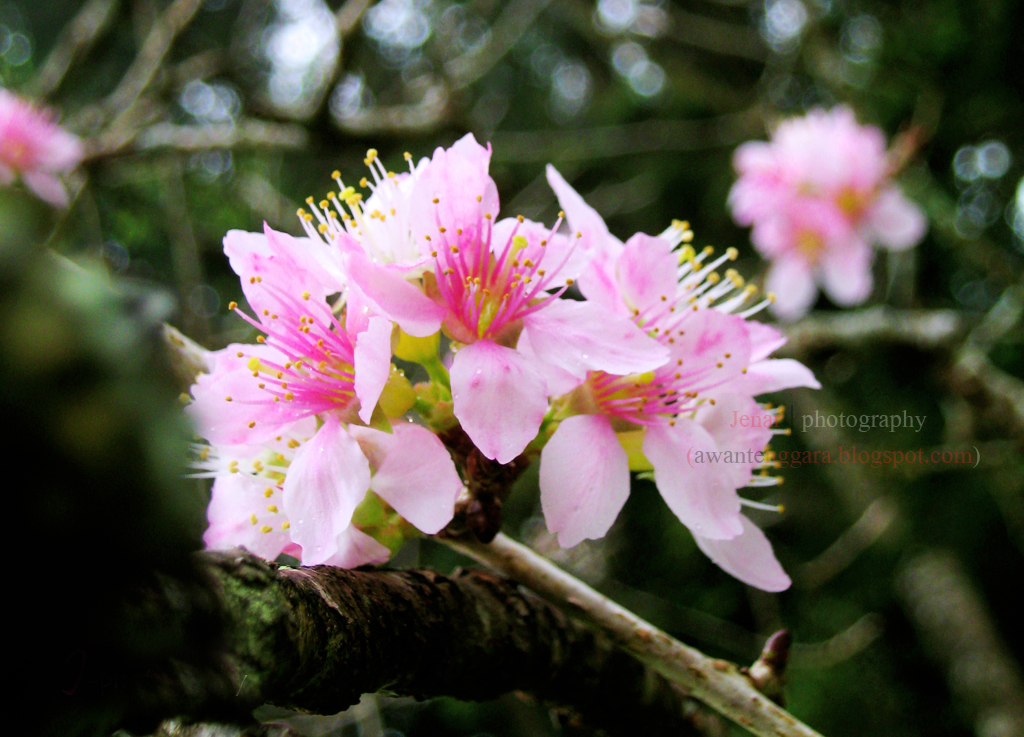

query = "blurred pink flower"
[
  {"left": 538, "top": 170, "right": 820, "bottom": 591},
  {"left": 0, "top": 89, "right": 82, "bottom": 207},
  {"left": 729, "top": 106, "right": 927, "bottom": 320}
]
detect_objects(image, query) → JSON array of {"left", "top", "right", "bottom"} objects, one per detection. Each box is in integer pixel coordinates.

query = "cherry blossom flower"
[
  {"left": 538, "top": 169, "right": 820, "bottom": 591},
  {"left": 195, "top": 414, "right": 462, "bottom": 567},
  {"left": 334, "top": 134, "right": 670, "bottom": 463},
  {"left": 728, "top": 106, "right": 927, "bottom": 320},
  {"left": 187, "top": 225, "right": 463, "bottom": 566},
  {"left": 0, "top": 89, "right": 83, "bottom": 207}
]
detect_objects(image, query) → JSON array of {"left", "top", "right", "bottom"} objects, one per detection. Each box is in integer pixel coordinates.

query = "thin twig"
[
  {"left": 103, "top": 0, "right": 206, "bottom": 123},
  {"left": 85, "top": 119, "right": 309, "bottom": 160},
  {"left": 26, "top": 0, "right": 121, "bottom": 98},
  {"left": 160, "top": 157, "right": 208, "bottom": 344},
  {"left": 795, "top": 497, "right": 898, "bottom": 588},
  {"left": 336, "top": 0, "right": 375, "bottom": 37},
  {"left": 445, "top": 0, "right": 555, "bottom": 90},
  {"left": 897, "top": 551, "right": 1024, "bottom": 736},
  {"left": 332, "top": 84, "right": 449, "bottom": 135},
  {"left": 489, "top": 109, "right": 764, "bottom": 162},
  {"left": 778, "top": 307, "right": 964, "bottom": 356},
  {"left": 668, "top": 6, "right": 768, "bottom": 62},
  {"left": 441, "top": 533, "right": 825, "bottom": 737}
]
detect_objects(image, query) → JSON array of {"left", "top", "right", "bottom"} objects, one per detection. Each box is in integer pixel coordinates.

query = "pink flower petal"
[
  {"left": 546, "top": 164, "right": 623, "bottom": 259},
  {"left": 354, "top": 316, "right": 394, "bottom": 423},
  {"left": 819, "top": 238, "right": 874, "bottom": 307},
  {"left": 766, "top": 258, "right": 818, "bottom": 322},
  {"left": 695, "top": 394, "right": 775, "bottom": 489},
  {"left": 282, "top": 416, "right": 371, "bottom": 565},
  {"left": 694, "top": 516, "right": 791, "bottom": 591},
  {"left": 739, "top": 358, "right": 821, "bottom": 396},
  {"left": 323, "top": 527, "right": 392, "bottom": 568},
  {"left": 345, "top": 250, "right": 444, "bottom": 337},
  {"left": 450, "top": 340, "right": 548, "bottom": 464},
  {"left": 411, "top": 133, "right": 499, "bottom": 247},
  {"left": 204, "top": 474, "right": 291, "bottom": 560},
  {"left": 643, "top": 419, "right": 743, "bottom": 540},
  {"left": 539, "top": 414, "right": 631, "bottom": 548},
  {"left": 521, "top": 299, "right": 669, "bottom": 381},
  {"left": 187, "top": 343, "right": 302, "bottom": 445},
  {"left": 666, "top": 307, "right": 752, "bottom": 394},
  {"left": 868, "top": 187, "right": 927, "bottom": 251},
  {"left": 22, "top": 171, "right": 68, "bottom": 207},
  {"left": 516, "top": 328, "right": 582, "bottom": 397},
  {"left": 616, "top": 233, "right": 679, "bottom": 314},
  {"left": 349, "top": 423, "right": 463, "bottom": 534},
  {"left": 747, "top": 321, "right": 787, "bottom": 363}
]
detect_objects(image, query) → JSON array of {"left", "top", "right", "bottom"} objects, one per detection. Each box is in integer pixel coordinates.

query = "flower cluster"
[
  {"left": 0, "top": 89, "right": 82, "bottom": 207},
  {"left": 728, "top": 106, "right": 927, "bottom": 321},
  {"left": 188, "top": 134, "right": 818, "bottom": 590}
]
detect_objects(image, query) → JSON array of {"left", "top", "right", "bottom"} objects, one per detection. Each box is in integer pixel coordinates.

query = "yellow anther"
[
  {"left": 228, "top": 301, "right": 238, "bottom": 310},
  {"left": 404, "top": 152, "right": 412, "bottom": 160},
  {"left": 306, "top": 196, "right": 314, "bottom": 204},
  {"left": 331, "top": 170, "right": 341, "bottom": 179},
  {"left": 260, "top": 525, "right": 272, "bottom": 533},
  {"left": 282, "top": 521, "right": 291, "bottom": 529},
  {"left": 225, "top": 396, "right": 233, "bottom": 402},
  {"left": 267, "top": 505, "right": 278, "bottom": 513},
  {"left": 256, "top": 336, "right": 266, "bottom": 343},
  {"left": 726, "top": 247, "right": 738, "bottom": 260},
  {"left": 287, "top": 439, "right": 300, "bottom": 448},
  {"left": 284, "top": 392, "right": 294, "bottom": 400},
  {"left": 248, "top": 421, "right": 256, "bottom": 428},
  {"left": 359, "top": 177, "right": 368, "bottom": 187},
  {"left": 264, "top": 488, "right": 274, "bottom": 497},
  {"left": 250, "top": 514, "right": 258, "bottom": 525},
  {"left": 318, "top": 223, "right": 328, "bottom": 234},
  {"left": 302, "top": 291, "right": 310, "bottom": 300}
]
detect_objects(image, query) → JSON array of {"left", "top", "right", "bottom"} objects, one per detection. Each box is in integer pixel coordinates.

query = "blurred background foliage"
[{"left": 4, "top": 0, "right": 1024, "bottom": 735}]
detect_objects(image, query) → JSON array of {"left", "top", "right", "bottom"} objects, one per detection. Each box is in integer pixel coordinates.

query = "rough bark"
[{"left": 134, "top": 549, "right": 707, "bottom": 736}]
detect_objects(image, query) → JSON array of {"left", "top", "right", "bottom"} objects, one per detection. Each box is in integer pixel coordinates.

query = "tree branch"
[
  {"left": 26, "top": 0, "right": 121, "bottom": 98},
  {"left": 86, "top": 120, "right": 310, "bottom": 160},
  {"left": 131, "top": 550, "right": 710, "bottom": 736},
  {"left": 489, "top": 109, "right": 765, "bottom": 163},
  {"left": 102, "top": 0, "right": 206, "bottom": 124},
  {"left": 778, "top": 307, "right": 965, "bottom": 356},
  {"left": 441, "top": 533, "right": 825, "bottom": 737}
]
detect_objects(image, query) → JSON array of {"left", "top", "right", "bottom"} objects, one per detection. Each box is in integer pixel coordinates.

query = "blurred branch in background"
[
  {"left": 86, "top": 118, "right": 309, "bottom": 159},
  {"left": 25, "top": 0, "right": 121, "bottom": 99},
  {"left": 491, "top": 108, "right": 765, "bottom": 162},
  {"left": 898, "top": 552, "right": 1024, "bottom": 737},
  {"left": 445, "top": 0, "right": 555, "bottom": 91},
  {"left": 778, "top": 307, "right": 965, "bottom": 355}
]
